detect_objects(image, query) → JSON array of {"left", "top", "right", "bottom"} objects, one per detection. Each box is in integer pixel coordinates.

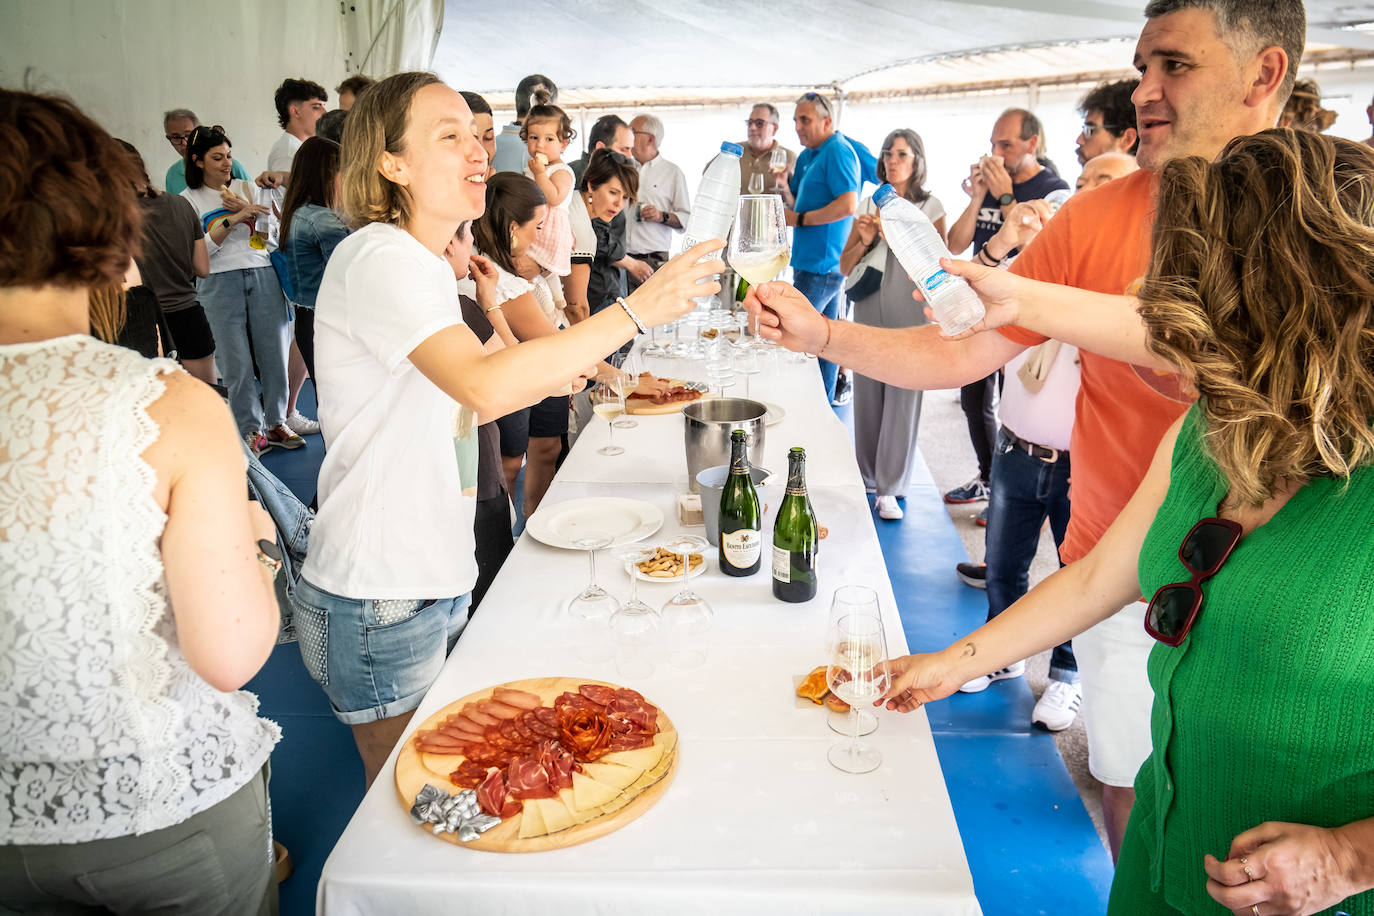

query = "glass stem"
[
  {"left": 587, "top": 548, "right": 597, "bottom": 588},
  {"left": 849, "top": 704, "right": 859, "bottom": 756}
]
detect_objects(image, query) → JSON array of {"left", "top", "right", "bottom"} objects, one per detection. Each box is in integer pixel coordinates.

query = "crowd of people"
[{"left": 6, "top": 0, "right": 1374, "bottom": 913}]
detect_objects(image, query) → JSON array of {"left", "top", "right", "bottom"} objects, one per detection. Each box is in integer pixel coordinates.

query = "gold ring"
[
  {"left": 1243, "top": 865, "right": 1254, "bottom": 881},
  {"left": 1251, "top": 906, "right": 1260, "bottom": 916},
  {"left": 1239, "top": 856, "right": 1248, "bottom": 865}
]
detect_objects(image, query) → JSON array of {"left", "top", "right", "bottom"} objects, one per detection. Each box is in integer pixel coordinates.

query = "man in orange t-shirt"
[{"left": 745, "top": 1, "right": 1300, "bottom": 860}]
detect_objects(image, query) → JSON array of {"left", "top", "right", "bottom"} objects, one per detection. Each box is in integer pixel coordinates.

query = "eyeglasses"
[
  {"left": 745, "top": 118, "right": 774, "bottom": 129},
  {"left": 166, "top": 132, "right": 192, "bottom": 143},
  {"left": 1143, "top": 517, "right": 1243, "bottom": 646},
  {"left": 1079, "top": 122, "right": 1125, "bottom": 139},
  {"left": 881, "top": 149, "right": 914, "bottom": 160}
]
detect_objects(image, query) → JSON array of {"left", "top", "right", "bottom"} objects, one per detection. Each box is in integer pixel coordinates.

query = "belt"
[{"left": 1003, "top": 426, "right": 1066, "bottom": 463}]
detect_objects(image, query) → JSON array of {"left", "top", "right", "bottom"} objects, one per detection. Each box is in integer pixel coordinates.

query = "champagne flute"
[
  {"left": 826, "top": 614, "right": 890, "bottom": 774},
  {"left": 826, "top": 586, "right": 883, "bottom": 737},
  {"left": 660, "top": 535, "right": 713, "bottom": 668},
  {"left": 727, "top": 195, "right": 789, "bottom": 350},
  {"left": 590, "top": 382, "right": 625, "bottom": 456}
]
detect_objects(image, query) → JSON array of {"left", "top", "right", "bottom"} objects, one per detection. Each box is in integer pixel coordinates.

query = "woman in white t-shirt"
[
  {"left": 839, "top": 129, "right": 947, "bottom": 520},
  {"left": 296, "top": 72, "right": 724, "bottom": 785}
]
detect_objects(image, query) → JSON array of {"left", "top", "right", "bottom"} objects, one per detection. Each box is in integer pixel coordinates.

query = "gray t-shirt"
[{"left": 135, "top": 193, "right": 204, "bottom": 313}]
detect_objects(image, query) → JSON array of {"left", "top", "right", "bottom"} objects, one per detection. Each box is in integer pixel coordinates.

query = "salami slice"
[
  {"left": 449, "top": 759, "right": 490, "bottom": 789},
  {"left": 521, "top": 708, "right": 559, "bottom": 739},
  {"left": 578, "top": 684, "right": 619, "bottom": 707}
]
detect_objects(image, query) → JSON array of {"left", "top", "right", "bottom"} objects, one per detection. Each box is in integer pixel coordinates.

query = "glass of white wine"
[
  {"left": 826, "top": 614, "right": 890, "bottom": 774},
  {"left": 727, "top": 195, "right": 789, "bottom": 350},
  {"left": 748, "top": 172, "right": 765, "bottom": 195},
  {"left": 590, "top": 382, "right": 625, "bottom": 456},
  {"left": 769, "top": 146, "right": 789, "bottom": 189},
  {"left": 609, "top": 351, "right": 639, "bottom": 430},
  {"left": 826, "top": 586, "right": 883, "bottom": 738}
]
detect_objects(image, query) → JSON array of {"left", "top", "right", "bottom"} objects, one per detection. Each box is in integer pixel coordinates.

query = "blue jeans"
[
  {"left": 792, "top": 268, "right": 846, "bottom": 402},
  {"left": 198, "top": 266, "right": 290, "bottom": 436},
  {"left": 294, "top": 578, "right": 471, "bottom": 725},
  {"left": 985, "top": 428, "right": 1077, "bottom": 682}
]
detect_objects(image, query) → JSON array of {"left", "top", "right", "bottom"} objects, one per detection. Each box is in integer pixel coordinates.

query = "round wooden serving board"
[
  {"left": 624, "top": 379, "right": 711, "bottom": 415},
  {"left": 394, "top": 677, "right": 677, "bottom": 853}
]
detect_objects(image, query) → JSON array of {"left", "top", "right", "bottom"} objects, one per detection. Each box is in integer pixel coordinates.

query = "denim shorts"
[{"left": 294, "top": 578, "right": 470, "bottom": 725}]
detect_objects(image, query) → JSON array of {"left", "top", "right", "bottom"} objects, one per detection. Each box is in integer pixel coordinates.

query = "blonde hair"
[
  {"left": 339, "top": 71, "right": 441, "bottom": 229},
  {"left": 1139, "top": 129, "right": 1374, "bottom": 505},
  {"left": 88, "top": 286, "right": 127, "bottom": 343},
  {"left": 1279, "top": 79, "right": 1337, "bottom": 132}
]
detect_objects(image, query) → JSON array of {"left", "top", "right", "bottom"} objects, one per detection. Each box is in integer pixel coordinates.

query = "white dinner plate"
[
  {"left": 525, "top": 497, "right": 664, "bottom": 550},
  {"left": 763, "top": 402, "right": 786, "bottom": 426},
  {"left": 631, "top": 550, "right": 709, "bottom": 583}
]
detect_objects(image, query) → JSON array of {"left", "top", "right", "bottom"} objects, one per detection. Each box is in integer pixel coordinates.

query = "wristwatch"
[
  {"left": 256, "top": 538, "right": 283, "bottom": 578},
  {"left": 998, "top": 192, "right": 1014, "bottom": 207},
  {"left": 661, "top": 211, "right": 670, "bottom": 225},
  {"left": 797, "top": 210, "right": 806, "bottom": 227}
]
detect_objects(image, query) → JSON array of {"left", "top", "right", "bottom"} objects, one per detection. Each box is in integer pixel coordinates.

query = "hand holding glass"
[{"left": 727, "top": 196, "right": 789, "bottom": 349}]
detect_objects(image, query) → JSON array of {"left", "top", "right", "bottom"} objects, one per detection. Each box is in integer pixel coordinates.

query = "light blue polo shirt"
[{"left": 788, "top": 131, "right": 861, "bottom": 275}]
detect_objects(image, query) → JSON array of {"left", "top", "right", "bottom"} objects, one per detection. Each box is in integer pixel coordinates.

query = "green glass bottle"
[
  {"left": 771, "top": 447, "right": 818, "bottom": 602},
  {"left": 718, "top": 429, "right": 762, "bottom": 577}
]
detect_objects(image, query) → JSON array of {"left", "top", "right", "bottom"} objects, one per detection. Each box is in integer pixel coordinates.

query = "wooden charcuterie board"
[
  {"left": 394, "top": 677, "right": 677, "bottom": 853},
  {"left": 624, "top": 379, "right": 710, "bottom": 415}
]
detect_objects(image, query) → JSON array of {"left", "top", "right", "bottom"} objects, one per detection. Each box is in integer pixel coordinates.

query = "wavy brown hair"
[
  {"left": 339, "top": 71, "right": 440, "bottom": 229},
  {"left": 1138, "top": 129, "right": 1374, "bottom": 505}
]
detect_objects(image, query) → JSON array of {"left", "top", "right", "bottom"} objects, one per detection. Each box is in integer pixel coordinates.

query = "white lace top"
[{"left": 0, "top": 336, "right": 280, "bottom": 843}]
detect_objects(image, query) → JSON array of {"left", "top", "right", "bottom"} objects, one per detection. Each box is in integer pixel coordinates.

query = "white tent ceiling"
[{"left": 437, "top": 0, "right": 1374, "bottom": 109}]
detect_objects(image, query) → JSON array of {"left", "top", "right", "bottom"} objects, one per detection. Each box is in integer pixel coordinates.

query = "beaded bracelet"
[{"left": 616, "top": 296, "right": 648, "bottom": 334}]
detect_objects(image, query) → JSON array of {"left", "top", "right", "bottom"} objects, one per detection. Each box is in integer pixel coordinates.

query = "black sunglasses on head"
[{"left": 1144, "top": 516, "right": 1244, "bottom": 646}]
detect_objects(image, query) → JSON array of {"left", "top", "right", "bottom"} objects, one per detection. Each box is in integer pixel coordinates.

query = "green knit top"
[{"left": 1127, "top": 403, "right": 1374, "bottom": 914}]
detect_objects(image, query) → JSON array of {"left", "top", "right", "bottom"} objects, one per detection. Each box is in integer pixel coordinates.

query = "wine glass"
[
  {"left": 615, "top": 546, "right": 658, "bottom": 617},
  {"left": 704, "top": 358, "right": 736, "bottom": 398},
  {"left": 590, "top": 382, "right": 625, "bottom": 456},
  {"left": 609, "top": 351, "right": 640, "bottom": 430},
  {"left": 769, "top": 145, "right": 789, "bottom": 187},
  {"left": 727, "top": 196, "right": 789, "bottom": 350},
  {"left": 826, "top": 613, "right": 890, "bottom": 774},
  {"left": 569, "top": 530, "right": 619, "bottom": 614},
  {"left": 660, "top": 535, "right": 713, "bottom": 669},
  {"left": 610, "top": 593, "right": 661, "bottom": 680},
  {"left": 826, "top": 586, "right": 883, "bottom": 737},
  {"left": 748, "top": 172, "right": 765, "bottom": 195}
]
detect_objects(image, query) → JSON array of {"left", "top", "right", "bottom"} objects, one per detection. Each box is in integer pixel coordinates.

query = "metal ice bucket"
[{"left": 683, "top": 398, "right": 766, "bottom": 493}]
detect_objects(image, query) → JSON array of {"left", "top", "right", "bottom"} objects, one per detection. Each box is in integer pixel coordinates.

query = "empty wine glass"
[
  {"left": 569, "top": 531, "right": 619, "bottom": 651},
  {"left": 590, "top": 382, "right": 625, "bottom": 456},
  {"left": 615, "top": 546, "right": 658, "bottom": 616},
  {"left": 704, "top": 357, "right": 736, "bottom": 398},
  {"left": 727, "top": 196, "right": 789, "bottom": 350},
  {"left": 826, "top": 586, "right": 883, "bottom": 737},
  {"left": 660, "top": 534, "right": 712, "bottom": 668},
  {"left": 826, "top": 614, "right": 890, "bottom": 774},
  {"left": 610, "top": 596, "right": 661, "bottom": 680}
]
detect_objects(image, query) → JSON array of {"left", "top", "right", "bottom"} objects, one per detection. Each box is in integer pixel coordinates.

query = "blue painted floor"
[{"left": 248, "top": 382, "right": 1112, "bottom": 914}]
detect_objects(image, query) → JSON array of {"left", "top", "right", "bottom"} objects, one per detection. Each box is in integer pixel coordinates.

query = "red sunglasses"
[{"left": 1143, "top": 516, "right": 1244, "bottom": 646}]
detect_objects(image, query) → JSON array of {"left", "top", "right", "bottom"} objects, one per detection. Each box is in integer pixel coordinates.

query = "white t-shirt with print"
[{"left": 305, "top": 222, "right": 479, "bottom": 599}]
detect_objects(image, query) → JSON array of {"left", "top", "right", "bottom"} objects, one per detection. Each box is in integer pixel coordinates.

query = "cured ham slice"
[
  {"left": 459, "top": 705, "right": 500, "bottom": 727},
  {"left": 493, "top": 687, "right": 541, "bottom": 710},
  {"left": 578, "top": 684, "right": 619, "bottom": 707},
  {"left": 506, "top": 756, "right": 557, "bottom": 800},
  {"left": 478, "top": 698, "right": 524, "bottom": 719}
]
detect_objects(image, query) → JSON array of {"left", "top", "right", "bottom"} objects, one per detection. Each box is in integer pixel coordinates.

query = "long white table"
[{"left": 317, "top": 347, "right": 982, "bottom": 915}]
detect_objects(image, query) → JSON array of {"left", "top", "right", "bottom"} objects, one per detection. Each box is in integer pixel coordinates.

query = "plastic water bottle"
[
  {"left": 679, "top": 142, "right": 743, "bottom": 256},
  {"left": 873, "top": 183, "right": 985, "bottom": 335}
]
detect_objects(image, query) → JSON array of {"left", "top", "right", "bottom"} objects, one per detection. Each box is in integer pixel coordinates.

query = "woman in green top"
[{"left": 880, "top": 129, "right": 1374, "bottom": 915}]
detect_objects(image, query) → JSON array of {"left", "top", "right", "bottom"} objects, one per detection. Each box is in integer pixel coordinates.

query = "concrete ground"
[{"left": 908, "top": 385, "right": 1109, "bottom": 852}]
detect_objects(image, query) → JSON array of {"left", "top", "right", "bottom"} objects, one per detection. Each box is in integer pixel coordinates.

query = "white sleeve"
[
  {"left": 670, "top": 163, "right": 691, "bottom": 224},
  {"left": 341, "top": 245, "right": 462, "bottom": 373},
  {"left": 569, "top": 192, "right": 596, "bottom": 260},
  {"left": 493, "top": 266, "right": 534, "bottom": 306}
]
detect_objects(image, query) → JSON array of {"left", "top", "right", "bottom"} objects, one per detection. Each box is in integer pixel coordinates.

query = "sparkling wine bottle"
[
  {"left": 771, "top": 447, "right": 818, "bottom": 602},
  {"left": 718, "top": 429, "right": 762, "bottom": 577}
]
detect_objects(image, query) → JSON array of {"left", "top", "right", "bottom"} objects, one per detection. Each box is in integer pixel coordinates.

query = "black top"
[
  {"left": 971, "top": 167, "right": 1069, "bottom": 255},
  {"left": 580, "top": 210, "right": 628, "bottom": 315},
  {"left": 458, "top": 293, "right": 507, "bottom": 502}
]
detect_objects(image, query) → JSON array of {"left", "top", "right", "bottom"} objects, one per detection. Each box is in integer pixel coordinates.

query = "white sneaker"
[
  {"left": 1031, "top": 680, "right": 1083, "bottom": 732},
  {"left": 876, "top": 495, "right": 903, "bottom": 520},
  {"left": 958, "top": 660, "right": 1026, "bottom": 693},
  {"left": 286, "top": 411, "right": 321, "bottom": 436}
]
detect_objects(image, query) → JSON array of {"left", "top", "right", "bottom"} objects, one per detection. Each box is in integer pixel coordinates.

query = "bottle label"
[
  {"left": 771, "top": 546, "right": 790, "bottom": 582},
  {"left": 722, "top": 529, "right": 761, "bottom": 570},
  {"left": 922, "top": 269, "right": 951, "bottom": 293}
]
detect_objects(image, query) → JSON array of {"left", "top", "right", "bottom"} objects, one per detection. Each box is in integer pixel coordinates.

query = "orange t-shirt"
[{"left": 1002, "top": 168, "right": 1193, "bottom": 564}]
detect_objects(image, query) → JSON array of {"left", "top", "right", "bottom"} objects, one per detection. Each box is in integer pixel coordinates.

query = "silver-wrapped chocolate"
[{"left": 410, "top": 784, "right": 502, "bottom": 841}]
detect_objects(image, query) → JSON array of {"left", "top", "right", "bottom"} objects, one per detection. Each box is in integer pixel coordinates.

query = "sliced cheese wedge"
[
  {"left": 559, "top": 786, "right": 599, "bottom": 825},
  {"left": 580, "top": 761, "right": 640, "bottom": 790},
  {"left": 534, "top": 796, "right": 574, "bottom": 834},
  {"left": 601, "top": 741, "right": 664, "bottom": 772},
  {"left": 654, "top": 729, "right": 678, "bottom": 757},
  {"left": 518, "top": 799, "right": 546, "bottom": 838},
  {"left": 572, "top": 771, "right": 622, "bottom": 811}
]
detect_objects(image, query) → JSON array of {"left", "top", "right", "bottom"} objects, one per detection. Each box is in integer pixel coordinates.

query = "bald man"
[{"left": 1076, "top": 150, "right": 1139, "bottom": 192}]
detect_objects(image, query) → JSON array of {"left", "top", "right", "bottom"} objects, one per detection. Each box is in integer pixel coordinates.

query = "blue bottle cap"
[
  {"left": 720, "top": 141, "right": 744, "bottom": 157},
  {"left": 873, "top": 183, "right": 897, "bottom": 206}
]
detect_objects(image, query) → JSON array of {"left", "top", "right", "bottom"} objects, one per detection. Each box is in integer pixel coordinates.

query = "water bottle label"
[
  {"left": 922, "top": 270, "right": 951, "bottom": 293},
  {"left": 771, "top": 546, "right": 790, "bottom": 582},
  {"left": 722, "top": 529, "right": 761, "bottom": 570}
]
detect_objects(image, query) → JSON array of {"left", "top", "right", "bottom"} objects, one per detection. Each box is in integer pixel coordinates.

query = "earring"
[{"left": 510, "top": 233, "right": 519, "bottom": 251}]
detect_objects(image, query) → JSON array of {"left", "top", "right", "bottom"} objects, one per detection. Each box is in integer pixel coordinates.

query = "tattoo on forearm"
[{"left": 961, "top": 642, "right": 976, "bottom": 659}]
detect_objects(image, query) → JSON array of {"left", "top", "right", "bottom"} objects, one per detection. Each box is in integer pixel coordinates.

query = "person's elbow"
[{"left": 836, "top": 196, "right": 858, "bottom": 219}]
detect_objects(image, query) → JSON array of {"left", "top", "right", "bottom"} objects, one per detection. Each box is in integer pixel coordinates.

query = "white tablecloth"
[{"left": 318, "top": 346, "right": 982, "bottom": 916}]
